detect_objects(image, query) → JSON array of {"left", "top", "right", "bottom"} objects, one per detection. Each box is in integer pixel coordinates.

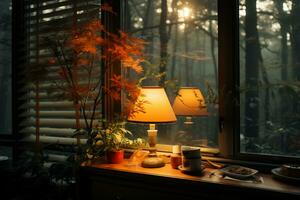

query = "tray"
[{"left": 220, "top": 165, "right": 258, "bottom": 179}]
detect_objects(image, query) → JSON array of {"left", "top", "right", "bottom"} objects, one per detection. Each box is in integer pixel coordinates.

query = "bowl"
[{"left": 280, "top": 164, "right": 300, "bottom": 178}]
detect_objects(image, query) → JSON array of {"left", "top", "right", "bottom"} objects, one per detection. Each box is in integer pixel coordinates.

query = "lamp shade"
[
  {"left": 172, "top": 87, "right": 208, "bottom": 116},
  {"left": 127, "top": 86, "right": 177, "bottom": 123}
]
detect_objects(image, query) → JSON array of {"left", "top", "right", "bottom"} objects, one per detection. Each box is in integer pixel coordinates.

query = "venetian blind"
[{"left": 20, "top": 0, "right": 102, "bottom": 160}]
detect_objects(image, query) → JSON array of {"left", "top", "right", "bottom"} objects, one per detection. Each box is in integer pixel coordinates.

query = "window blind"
[{"left": 20, "top": 0, "right": 102, "bottom": 161}]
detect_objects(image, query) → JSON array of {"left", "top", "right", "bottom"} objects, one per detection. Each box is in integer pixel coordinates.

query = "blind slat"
[
  {"left": 20, "top": 100, "right": 99, "bottom": 109},
  {"left": 23, "top": 134, "right": 87, "bottom": 145},
  {"left": 20, "top": 110, "right": 101, "bottom": 118},
  {"left": 21, "top": 118, "right": 98, "bottom": 129},
  {"left": 27, "top": 4, "right": 98, "bottom": 20},
  {"left": 21, "top": 127, "right": 75, "bottom": 137},
  {"left": 27, "top": 10, "right": 99, "bottom": 36}
]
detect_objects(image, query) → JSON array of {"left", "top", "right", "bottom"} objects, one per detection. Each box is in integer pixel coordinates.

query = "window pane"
[
  {"left": 124, "top": 0, "right": 219, "bottom": 148},
  {"left": 239, "top": 0, "right": 300, "bottom": 157},
  {"left": 0, "top": 0, "right": 12, "bottom": 135}
]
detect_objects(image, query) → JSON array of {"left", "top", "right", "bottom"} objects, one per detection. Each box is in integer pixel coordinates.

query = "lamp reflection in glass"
[
  {"left": 128, "top": 86, "right": 177, "bottom": 168},
  {"left": 172, "top": 87, "right": 208, "bottom": 146},
  {"left": 172, "top": 87, "right": 208, "bottom": 124}
]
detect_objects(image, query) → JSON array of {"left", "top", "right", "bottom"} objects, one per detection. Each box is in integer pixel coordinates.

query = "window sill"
[
  {"left": 78, "top": 159, "right": 300, "bottom": 199},
  {"left": 155, "top": 144, "right": 219, "bottom": 155}
]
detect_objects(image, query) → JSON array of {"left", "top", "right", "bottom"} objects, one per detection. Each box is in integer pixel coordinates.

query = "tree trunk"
[
  {"left": 260, "top": 61, "right": 270, "bottom": 121},
  {"left": 275, "top": 0, "right": 289, "bottom": 119},
  {"left": 158, "top": 0, "right": 168, "bottom": 87},
  {"left": 245, "top": 0, "right": 260, "bottom": 139},
  {"left": 171, "top": 23, "right": 178, "bottom": 81},
  {"left": 184, "top": 27, "right": 190, "bottom": 86},
  {"left": 125, "top": 0, "right": 132, "bottom": 32},
  {"left": 170, "top": 0, "right": 178, "bottom": 81},
  {"left": 275, "top": 0, "right": 288, "bottom": 81},
  {"left": 148, "top": 2, "right": 155, "bottom": 63},
  {"left": 209, "top": 12, "right": 218, "bottom": 88},
  {"left": 201, "top": 33, "right": 206, "bottom": 81},
  {"left": 291, "top": 0, "right": 300, "bottom": 80},
  {"left": 142, "top": 0, "right": 153, "bottom": 36}
]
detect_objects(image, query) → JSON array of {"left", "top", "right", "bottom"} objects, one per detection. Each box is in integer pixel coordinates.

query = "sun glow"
[{"left": 178, "top": 7, "right": 191, "bottom": 19}]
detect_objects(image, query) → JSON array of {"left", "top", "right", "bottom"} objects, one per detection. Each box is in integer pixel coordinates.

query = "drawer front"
[{"left": 89, "top": 179, "right": 197, "bottom": 200}]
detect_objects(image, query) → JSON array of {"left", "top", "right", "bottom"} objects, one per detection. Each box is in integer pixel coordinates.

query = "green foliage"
[{"left": 74, "top": 120, "right": 146, "bottom": 161}]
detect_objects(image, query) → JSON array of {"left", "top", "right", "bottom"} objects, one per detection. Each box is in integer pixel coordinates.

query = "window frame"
[{"left": 0, "top": 0, "right": 25, "bottom": 160}]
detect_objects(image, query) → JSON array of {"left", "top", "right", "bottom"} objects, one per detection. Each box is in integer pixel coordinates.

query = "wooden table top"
[{"left": 82, "top": 160, "right": 300, "bottom": 196}]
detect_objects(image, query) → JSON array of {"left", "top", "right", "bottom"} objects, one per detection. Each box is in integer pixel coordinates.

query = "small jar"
[{"left": 170, "top": 145, "right": 182, "bottom": 169}]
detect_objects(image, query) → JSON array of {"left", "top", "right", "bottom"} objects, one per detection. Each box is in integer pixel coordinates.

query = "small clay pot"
[{"left": 106, "top": 150, "right": 124, "bottom": 164}]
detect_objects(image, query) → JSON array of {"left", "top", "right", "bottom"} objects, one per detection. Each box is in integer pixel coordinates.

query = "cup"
[
  {"left": 181, "top": 157, "right": 202, "bottom": 171},
  {"left": 181, "top": 146, "right": 201, "bottom": 159},
  {"left": 171, "top": 155, "right": 182, "bottom": 169}
]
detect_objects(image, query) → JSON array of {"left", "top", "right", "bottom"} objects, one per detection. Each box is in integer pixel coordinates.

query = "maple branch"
[{"left": 82, "top": 54, "right": 96, "bottom": 129}]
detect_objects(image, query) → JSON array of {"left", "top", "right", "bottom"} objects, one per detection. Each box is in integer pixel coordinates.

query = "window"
[
  {"left": 0, "top": 0, "right": 12, "bottom": 135},
  {"left": 14, "top": 0, "right": 299, "bottom": 163},
  {"left": 239, "top": 0, "right": 300, "bottom": 158},
  {"left": 123, "top": 0, "right": 219, "bottom": 150}
]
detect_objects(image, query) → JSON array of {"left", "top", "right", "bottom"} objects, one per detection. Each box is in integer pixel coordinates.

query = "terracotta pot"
[{"left": 106, "top": 150, "right": 124, "bottom": 164}]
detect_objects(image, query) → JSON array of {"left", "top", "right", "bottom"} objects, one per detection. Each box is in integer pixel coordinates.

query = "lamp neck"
[{"left": 149, "top": 123, "right": 156, "bottom": 130}]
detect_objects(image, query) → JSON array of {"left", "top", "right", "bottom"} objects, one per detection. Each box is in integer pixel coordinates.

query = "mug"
[
  {"left": 181, "top": 146, "right": 201, "bottom": 159},
  {"left": 182, "top": 157, "right": 202, "bottom": 171}
]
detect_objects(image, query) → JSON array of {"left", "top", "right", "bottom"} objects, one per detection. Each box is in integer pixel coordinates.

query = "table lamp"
[
  {"left": 172, "top": 87, "right": 208, "bottom": 125},
  {"left": 128, "top": 86, "right": 177, "bottom": 168}
]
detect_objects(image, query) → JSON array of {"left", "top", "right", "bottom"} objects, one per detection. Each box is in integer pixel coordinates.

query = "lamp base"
[{"left": 141, "top": 156, "right": 165, "bottom": 168}]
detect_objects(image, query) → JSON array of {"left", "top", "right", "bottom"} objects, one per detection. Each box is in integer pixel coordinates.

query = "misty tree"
[
  {"left": 291, "top": 0, "right": 300, "bottom": 81},
  {"left": 244, "top": 0, "right": 260, "bottom": 142}
]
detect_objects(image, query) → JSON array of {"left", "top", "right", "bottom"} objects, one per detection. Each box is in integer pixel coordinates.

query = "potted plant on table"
[{"left": 84, "top": 121, "right": 145, "bottom": 164}]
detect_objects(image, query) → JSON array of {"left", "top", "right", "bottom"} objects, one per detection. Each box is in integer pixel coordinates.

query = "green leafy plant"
[{"left": 76, "top": 121, "right": 146, "bottom": 161}]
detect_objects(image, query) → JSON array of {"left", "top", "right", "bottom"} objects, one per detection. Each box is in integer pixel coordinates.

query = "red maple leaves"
[{"left": 48, "top": 17, "right": 146, "bottom": 128}]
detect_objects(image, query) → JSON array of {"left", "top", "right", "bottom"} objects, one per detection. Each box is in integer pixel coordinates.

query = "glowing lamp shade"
[
  {"left": 172, "top": 87, "right": 208, "bottom": 116},
  {"left": 128, "top": 86, "right": 177, "bottom": 123}
]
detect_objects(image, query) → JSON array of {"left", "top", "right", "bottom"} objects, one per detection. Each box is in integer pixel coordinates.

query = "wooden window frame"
[{"left": 0, "top": 0, "right": 25, "bottom": 160}]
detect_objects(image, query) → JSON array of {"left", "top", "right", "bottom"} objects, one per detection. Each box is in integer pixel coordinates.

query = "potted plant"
[{"left": 83, "top": 121, "right": 145, "bottom": 164}]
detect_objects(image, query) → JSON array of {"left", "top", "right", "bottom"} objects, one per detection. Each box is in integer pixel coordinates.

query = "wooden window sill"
[{"left": 78, "top": 159, "right": 299, "bottom": 199}]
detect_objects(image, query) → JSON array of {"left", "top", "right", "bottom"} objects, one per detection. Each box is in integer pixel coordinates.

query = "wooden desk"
[{"left": 78, "top": 160, "right": 300, "bottom": 200}]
